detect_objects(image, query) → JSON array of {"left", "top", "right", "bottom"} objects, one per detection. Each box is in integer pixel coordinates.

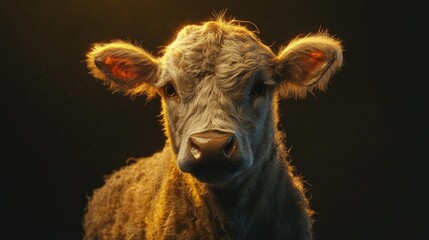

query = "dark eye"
[
  {"left": 164, "top": 83, "right": 177, "bottom": 97},
  {"left": 251, "top": 82, "right": 267, "bottom": 96}
]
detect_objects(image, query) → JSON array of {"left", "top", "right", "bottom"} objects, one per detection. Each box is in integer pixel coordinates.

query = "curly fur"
[{"left": 83, "top": 16, "right": 343, "bottom": 240}]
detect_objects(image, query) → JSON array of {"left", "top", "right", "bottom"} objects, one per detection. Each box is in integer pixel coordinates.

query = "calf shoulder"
[{"left": 83, "top": 148, "right": 171, "bottom": 240}]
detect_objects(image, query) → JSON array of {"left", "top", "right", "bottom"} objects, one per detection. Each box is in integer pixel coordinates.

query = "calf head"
[{"left": 86, "top": 18, "right": 343, "bottom": 185}]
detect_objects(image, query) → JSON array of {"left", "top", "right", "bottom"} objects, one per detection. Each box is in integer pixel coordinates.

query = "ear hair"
[
  {"left": 86, "top": 40, "right": 159, "bottom": 98},
  {"left": 276, "top": 32, "right": 343, "bottom": 99}
]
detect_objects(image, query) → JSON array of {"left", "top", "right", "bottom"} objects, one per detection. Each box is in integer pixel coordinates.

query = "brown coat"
[{"left": 84, "top": 141, "right": 313, "bottom": 240}]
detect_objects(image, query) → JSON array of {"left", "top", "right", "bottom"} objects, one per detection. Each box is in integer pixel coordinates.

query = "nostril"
[
  {"left": 188, "top": 138, "right": 202, "bottom": 160},
  {"left": 223, "top": 136, "right": 236, "bottom": 159}
]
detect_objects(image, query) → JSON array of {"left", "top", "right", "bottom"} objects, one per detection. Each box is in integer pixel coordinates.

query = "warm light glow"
[
  {"left": 307, "top": 50, "right": 326, "bottom": 72},
  {"left": 309, "top": 50, "right": 324, "bottom": 60},
  {"left": 104, "top": 56, "right": 138, "bottom": 81}
]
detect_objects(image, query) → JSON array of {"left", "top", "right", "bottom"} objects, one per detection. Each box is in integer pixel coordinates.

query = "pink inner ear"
[
  {"left": 295, "top": 50, "right": 329, "bottom": 83},
  {"left": 307, "top": 50, "right": 326, "bottom": 71},
  {"left": 104, "top": 56, "right": 138, "bottom": 81}
]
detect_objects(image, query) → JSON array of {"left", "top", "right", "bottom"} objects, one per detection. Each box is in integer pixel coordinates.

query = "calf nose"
[{"left": 187, "top": 131, "right": 237, "bottom": 167}]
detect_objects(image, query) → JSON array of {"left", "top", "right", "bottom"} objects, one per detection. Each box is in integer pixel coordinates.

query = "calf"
[{"left": 83, "top": 16, "right": 343, "bottom": 240}]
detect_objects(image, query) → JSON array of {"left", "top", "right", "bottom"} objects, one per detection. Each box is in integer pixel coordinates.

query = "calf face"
[{"left": 86, "top": 18, "right": 343, "bottom": 185}]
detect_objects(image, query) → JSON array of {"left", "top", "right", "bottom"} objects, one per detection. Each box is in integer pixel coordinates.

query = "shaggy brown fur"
[
  {"left": 83, "top": 16, "right": 342, "bottom": 240},
  {"left": 84, "top": 139, "right": 312, "bottom": 240}
]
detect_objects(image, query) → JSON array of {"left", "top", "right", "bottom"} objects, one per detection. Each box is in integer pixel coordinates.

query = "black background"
[{"left": 1, "top": 0, "right": 427, "bottom": 239}]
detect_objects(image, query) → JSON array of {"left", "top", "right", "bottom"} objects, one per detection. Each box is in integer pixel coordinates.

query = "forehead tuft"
[{"left": 160, "top": 19, "right": 275, "bottom": 81}]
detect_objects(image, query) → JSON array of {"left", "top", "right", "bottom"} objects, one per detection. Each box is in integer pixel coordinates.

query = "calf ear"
[
  {"left": 275, "top": 32, "right": 343, "bottom": 98},
  {"left": 86, "top": 41, "right": 159, "bottom": 97}
]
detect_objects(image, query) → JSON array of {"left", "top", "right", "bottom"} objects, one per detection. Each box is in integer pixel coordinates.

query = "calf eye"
[
  {"left": 251, "top": 82, "right": 267, "bottom": 96},
  {"left": 164, "top": 83, "right": 177, "bottom": 97}
]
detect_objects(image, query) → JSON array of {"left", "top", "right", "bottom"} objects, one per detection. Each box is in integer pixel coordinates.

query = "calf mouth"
[
  {"left": 178, "top": 155, "right": 254, "bottom": 185},
  {"left": 189, "top": 165, "right": 243, "bottom": 184}
]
